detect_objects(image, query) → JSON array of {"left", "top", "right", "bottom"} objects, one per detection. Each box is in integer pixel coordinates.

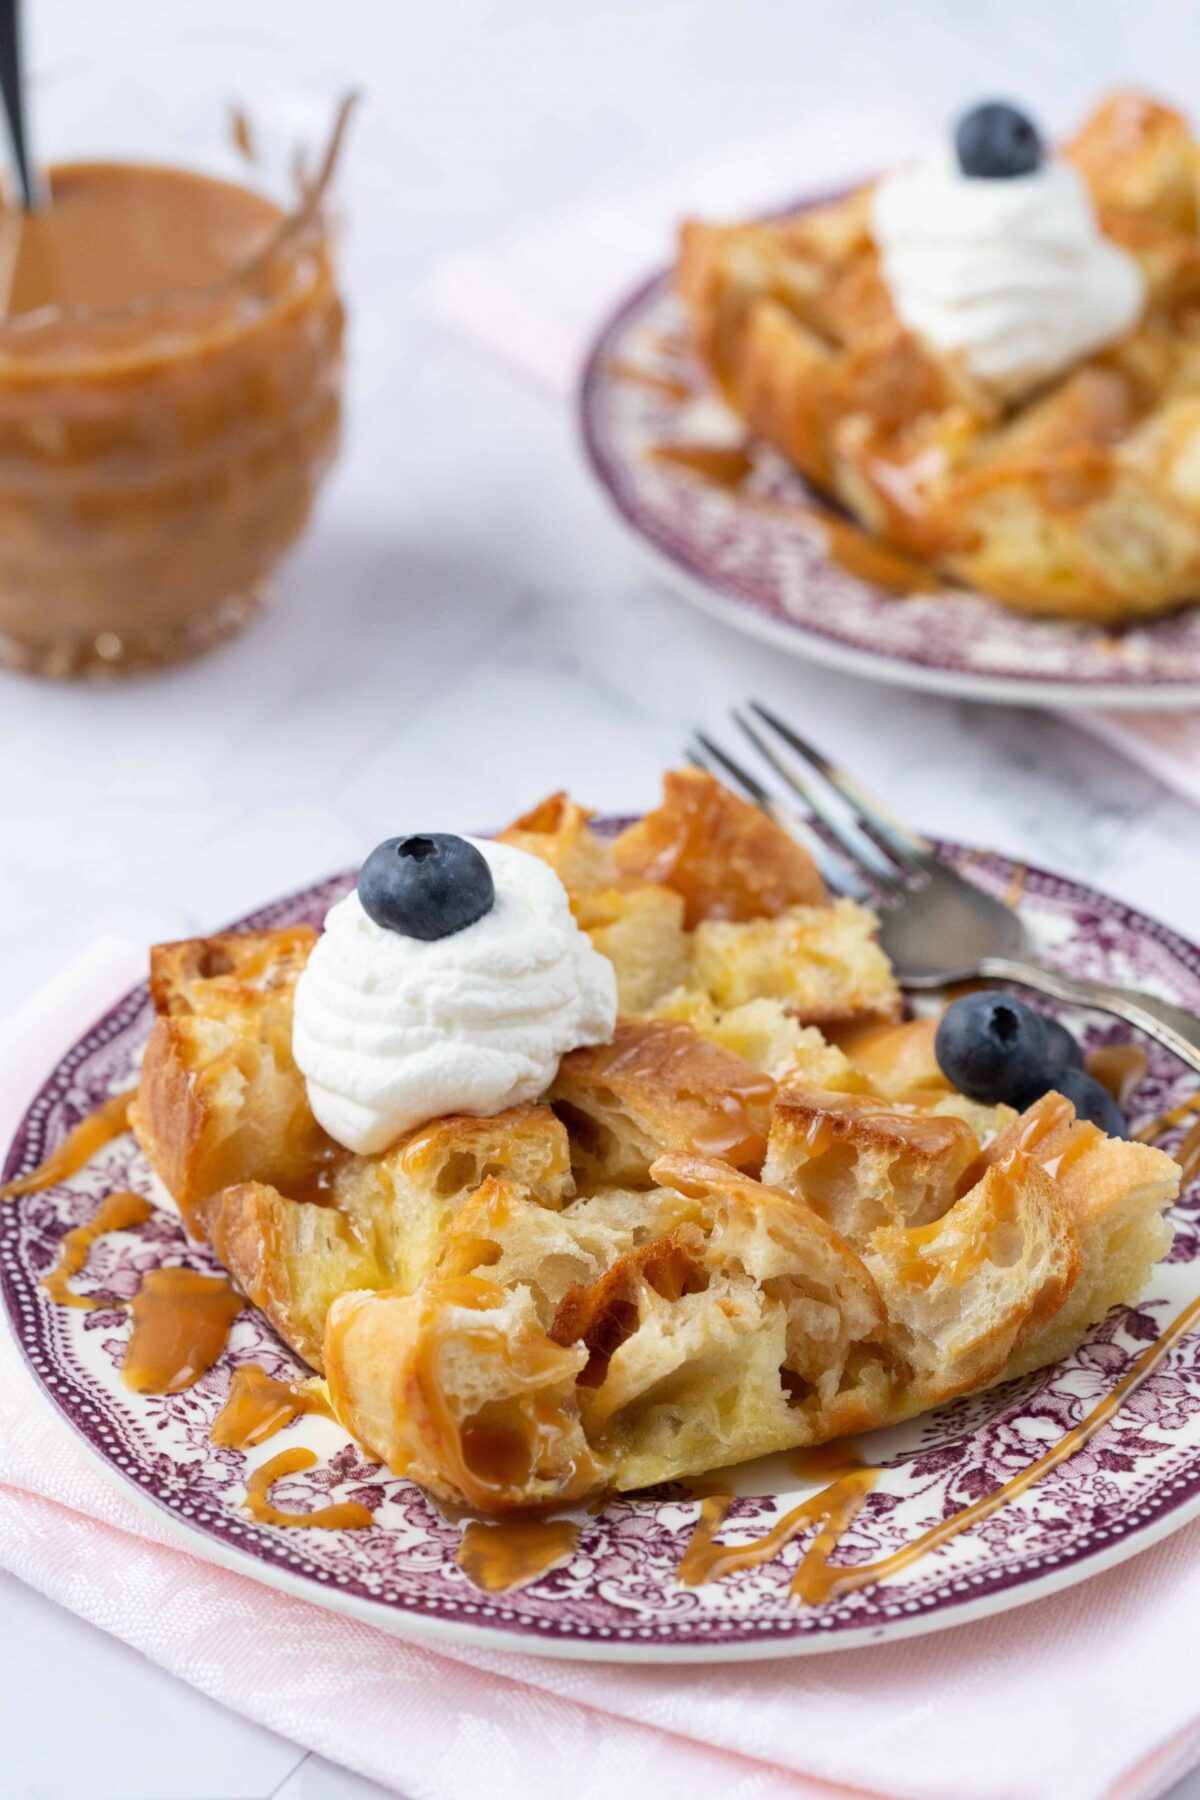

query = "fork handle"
[{"left": 978, "top": 955, "right": 1200, "bottom": 1080}]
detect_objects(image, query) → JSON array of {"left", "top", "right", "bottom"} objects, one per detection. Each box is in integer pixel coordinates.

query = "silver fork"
[{"left": 689, "top": 700, "right": 1200, "bottom": 1078}]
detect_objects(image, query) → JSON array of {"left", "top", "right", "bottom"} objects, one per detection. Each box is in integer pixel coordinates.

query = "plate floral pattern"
[
  {"left": 580, "top": 260, "right": 1200, "bottom": 707},
  {"left": 2, "top": 844, "right": 1200, "bottom": 1662}
]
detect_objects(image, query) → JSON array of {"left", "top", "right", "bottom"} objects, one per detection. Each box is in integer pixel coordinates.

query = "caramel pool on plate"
[{"left": 0, "top": 157, "right": 344, "bottom": 678}]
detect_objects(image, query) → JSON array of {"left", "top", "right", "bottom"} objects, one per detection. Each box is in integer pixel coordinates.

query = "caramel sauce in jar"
[
  {"left": 122, "top": 1266, "right": 244, "bottom": 1394},
  {"left": 211, "top": 1363, "right": 334, "bottom": 1449},
  {"left": 42, "top": 1189, "right": 153, "bottom": 1309},
  {"left": 456, "top": 1515, "right": 580, "bottom": 1592},
  {"left": 0, "top": 1088, "right": 135, "bottom": 1200},
  {"left": 0, "top": 145, "right": 347, "bottom": 678},
  {"left": 243, "top": 1446, "right": 372, "bottom": 1531}
]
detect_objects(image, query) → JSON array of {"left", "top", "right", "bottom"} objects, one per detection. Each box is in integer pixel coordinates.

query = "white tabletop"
[{"left": 5, "top": 0, "right": 1200, "bottom": 1794}]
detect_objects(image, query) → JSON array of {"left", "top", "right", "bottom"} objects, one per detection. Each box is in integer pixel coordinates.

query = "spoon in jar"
[{"left": 0, "top": 0, "right": 42, "bottom": 210}]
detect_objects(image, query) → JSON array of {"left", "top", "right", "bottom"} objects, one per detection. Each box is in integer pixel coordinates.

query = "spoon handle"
[{"left": 0, "top": 0, "right": 40, "bottom": 210}]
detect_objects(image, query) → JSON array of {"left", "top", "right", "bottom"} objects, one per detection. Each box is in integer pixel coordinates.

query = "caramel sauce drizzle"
[
  {"left": 1002, "top": 863, "right": 1028, "bottom": 909},
  {"left": 647, "top": 442, "right": 754, "bottom": 489},
  {"left": 1086, "top": 1044, "right": 1148, "bottom": 1107},
  {"left": 41, "top": 1189, "right": 153, "bottom": 1309},
  {"left": 122, "top": 1267, "right": 244, "bottom": 1395},
  {"left": 211, "top": 1363, "right": 334, "bottom": 1450},
  {"left": 456, "top": 1516, "right": 581, "bottom": 1592},
  {"left": 1137, "top": 1092, "right": 1200, "bottom": 1143},
  {"left": 0, "top": 1088, "right": 135, "bottom": 1200},
  {"left": 1172, "top": 1116, "right": 1200, "bottom": 1189},
  {"left": 587, "top": 1019, "right": 775, "bottom": 1166},
  {"left": 681, "top": 1294, "right": 1200, "bottom": 1603},
  {"left": 611, "top": 361, "right": 694, "bottom": 403},
  {"left": 243, "top": 1446, "right": 372, "bottom": 1531}
]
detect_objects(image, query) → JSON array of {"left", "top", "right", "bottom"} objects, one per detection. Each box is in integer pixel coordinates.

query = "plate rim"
[
  {"left": 3, "top": 844, "right": 1200, "bottom": 1663},
  {"left": 578, "top": 262, "right": 1200, "bottom": 710}
]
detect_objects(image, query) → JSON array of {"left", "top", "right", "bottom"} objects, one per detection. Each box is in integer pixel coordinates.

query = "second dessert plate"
[
  {"left": 3, "top": 837, "right": 1200, "bottom": 1662},
  {"left": 580, "top": 241, "right": 1200, "bottom": 708}
]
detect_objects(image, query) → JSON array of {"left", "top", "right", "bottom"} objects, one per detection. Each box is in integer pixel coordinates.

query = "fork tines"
[{"left": 686, "top": 702, "right": 932, "bottom": 901}]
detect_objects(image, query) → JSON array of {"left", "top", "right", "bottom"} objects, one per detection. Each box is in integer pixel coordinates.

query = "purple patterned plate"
[
  {"left": 3, "top": 843, "right": 1200, "bottom": 1662},
  {"left": 580, "top": 255, "right": 1200, "bottom": 708}
]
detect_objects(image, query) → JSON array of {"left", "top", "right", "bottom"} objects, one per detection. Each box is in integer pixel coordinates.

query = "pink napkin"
[
  {"left": 3, "top": 943, "right": 1200, "bottom": 1800},
  {"left": 425, "top": 109, "right": 1200, "bottom": 808}
]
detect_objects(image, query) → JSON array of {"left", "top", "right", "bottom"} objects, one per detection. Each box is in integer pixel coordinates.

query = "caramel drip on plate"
[
  {"left": 647, "top": 442, "right": 755, "bottom": 489},
  {"left": 1172, "top": 1116, "right": 1200, "bottom": 1188},
  {"left": 643, "top": 436, "right": 945, "bottom": 599},
  {"left": 1002, "top": 863, "right": 1028, "bottom": 909},
  {"left": 1137, "top": 1092, "right": 1200, "bottom": 1142},
  {"left": 0, "top": 1088, "right": 135, "bottom": 1200},
  {"left": 42, "top": 1189, "right": 153, "bottom": 1309},
  {"left": 456, "top": 1516, "right": 581, "bottom": 1592},
  {"left": 610, "top": 361, "right": 693, "bottom": 402},
  {"left": 1086, "top": 1044, "right": 1148, "bottom": 1107},
  {"left": 680, "top": 1296, "right": 1200, "bottom": 1603},
  {"left": 122, "top": 1267, "right": 244, "bottom": 1394},
  {"left": 789, "top": 1440, "right": 866, "bottom": 1484},
  {"left": 243, "top": 1446, "right": 372, "bottom": 1531},
  {"left": 679, "top": 1473, "right": 877, "bottom": 1590},
  {"left": 211, "top": 1363, "right": 334, "bottom": 1450}
]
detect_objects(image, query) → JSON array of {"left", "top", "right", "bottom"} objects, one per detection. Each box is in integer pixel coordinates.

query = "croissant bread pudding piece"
[
  {"left": 675, "top": 92, "right": 1200, "bottom": 623},
  {"left": 131, "top": 773, "right": 1182, "bottom": 1509}
]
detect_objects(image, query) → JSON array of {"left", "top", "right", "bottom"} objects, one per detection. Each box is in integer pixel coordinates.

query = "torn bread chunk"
[
  {"left": 651, "top": 988, "right": 868, "bottom": 1088},
  {"left": 692, "top": 895, "right": 901, "bottom": 1022},
  {"left": 613, "top": 767, "right": 828, "bottom": 927},
  {"left": 334, "top": 1104, "right": 573, "bottom": 1295},
  {"left": 495, "top": 791, "right": 619, "bottom": 895},
  {"left": 980, "top": 1093, "right": 1180, "bottom": 1378},
  {"left": 764, "top": 1081, "right": 981, "bottom": 1246},
  {"left": 324, "top": 1275, "right": 600, "bottom": 1512},
  {"left": 572, "top": 883, "right": 691, "bottom": 1012},
  {"left": 867, "top": 1152, "right": 1080, "bottom": 1402},
  {"left": 199, "top": 1181, "right": 385, "bottom": 1371},
  {"left": 131, "top": 927, "right": 331, "bottom": 1234},
  {"left": 552, "top": 1016, "right": 776, "bottom": 1188}
]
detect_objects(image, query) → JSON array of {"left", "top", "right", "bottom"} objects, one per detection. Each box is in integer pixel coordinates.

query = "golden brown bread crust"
[
  {"left": 148, "top": 927, "right": 318, "bottom": 1016},
  {"left": 199, "top": 1180, "right": 385, "bottom": 1371},
  {"left": 613, "top": 768, "right": 827, "bottom": 927},
  {"left": 131, "top": 926, "right": 331, "bottom": 1236},
  {"left": 553, "top": 1015, "right": 776, "bottom": 1186},
  {"left": 676, "top": 92, "right": 1200, "bottom": 623}
]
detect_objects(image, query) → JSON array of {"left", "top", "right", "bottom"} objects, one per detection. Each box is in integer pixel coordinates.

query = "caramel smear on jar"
[
  {"left": 122, "top": 1267, "right": 244, "bottom": 1394},
  {"left": 0, "top": 1089, "right": 135, "bottom": 1200},
  {"left": 456, "top": 1516, "right": 581, "bottom": 1592},
  {"left": 42, "top": 1189, "right": 153, "bottom": 1309},
  {"left": 243, "top": 1446, "right": 372, "bottom": 1530},
  {"left": 211, "top": 1364, "right": 334, "bottom": 1450}
]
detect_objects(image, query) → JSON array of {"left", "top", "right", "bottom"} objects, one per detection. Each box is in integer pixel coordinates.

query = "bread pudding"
[
  {"left": 676, "top": 93, "right": 1200, "bottom": 623},
  {"left": 131, "top": 771, "right": 1181, "bottom": 1511}
]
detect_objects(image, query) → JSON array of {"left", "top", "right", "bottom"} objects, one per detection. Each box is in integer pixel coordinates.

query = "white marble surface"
[{"left": 4, "top": 0, "right": 1200, "bottom": 1794}]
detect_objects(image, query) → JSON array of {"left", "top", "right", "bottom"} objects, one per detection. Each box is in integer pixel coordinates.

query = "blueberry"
[
  {"left": 357, "top": 834, "right": 495, "bottom": 941},
  {"left": 1014, "top": 1065, "right": 1129, "bottom": 1139},
  {"left": 934, "top": 991, "right": 1049, "bottom": 1103},
  {"left": 955, "top": 102, "right": 1042, "bottom": 179},
  {"left": 1039, "top": 1014, "right": 1085, "bottom": 1078}
]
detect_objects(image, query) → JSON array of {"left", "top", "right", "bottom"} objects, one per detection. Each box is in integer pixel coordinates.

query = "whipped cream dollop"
[
  {"left": 292, "top": 839, "right": 617, "bottom": 1154},
  {"left": 870, "top": 149, "right": 1145, "bottom": 398}
]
